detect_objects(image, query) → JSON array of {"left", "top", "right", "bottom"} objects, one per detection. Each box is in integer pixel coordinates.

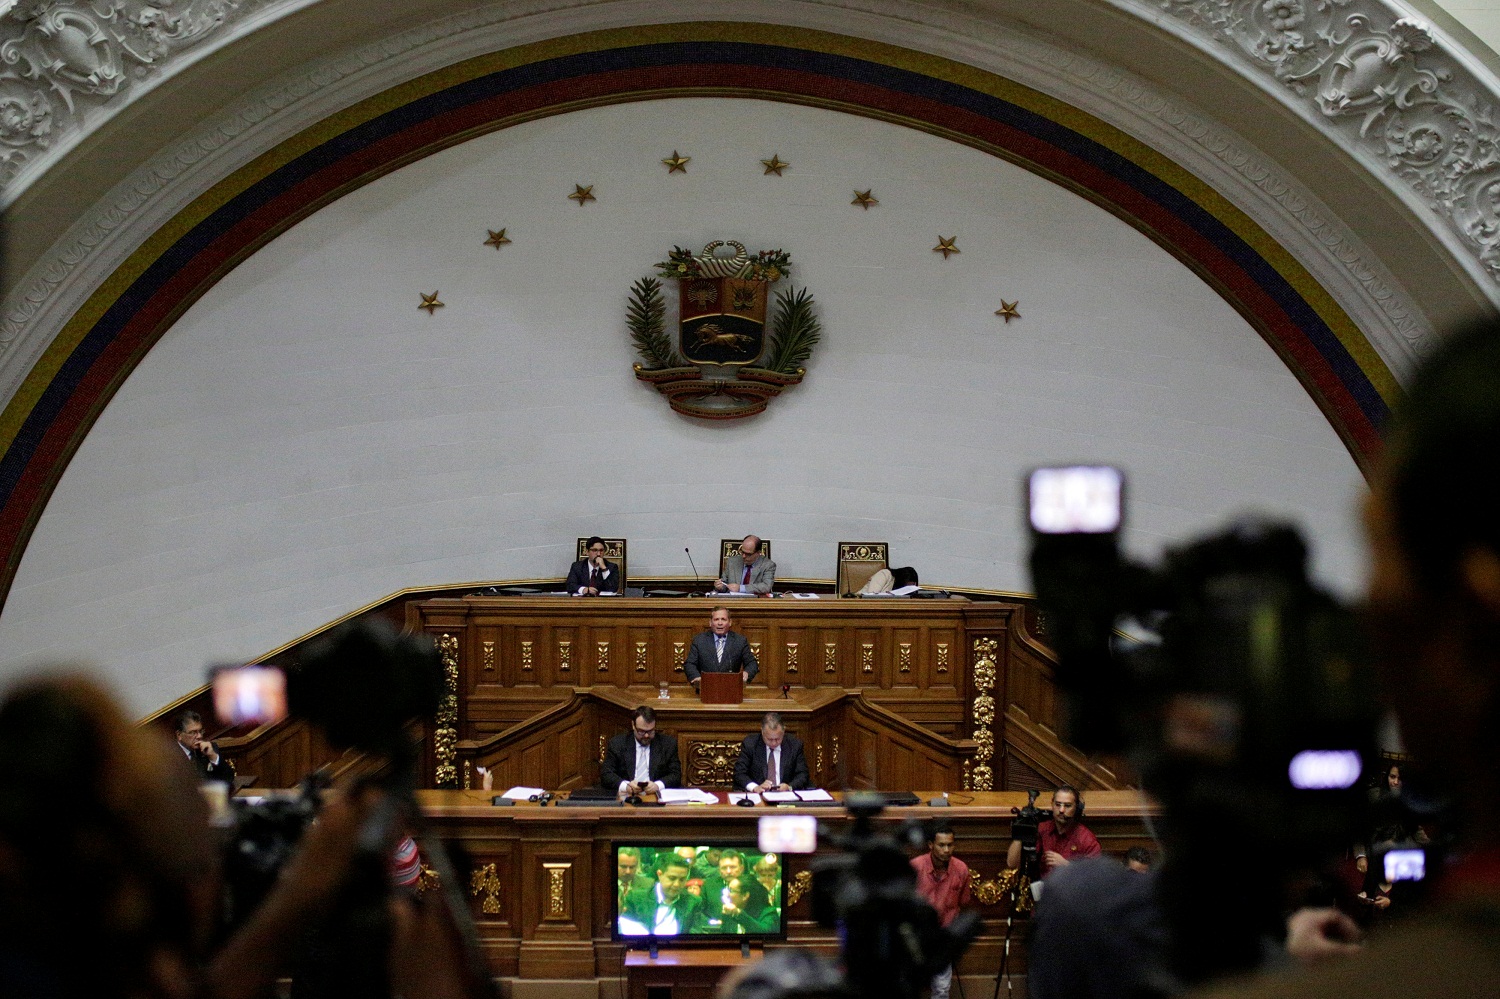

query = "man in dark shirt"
[
  {"left": 174, "top": 709, "right": 235, "bottom": 784},
  {"left": 1007, "top": 785, "right": 1100, "bottom": 877}
]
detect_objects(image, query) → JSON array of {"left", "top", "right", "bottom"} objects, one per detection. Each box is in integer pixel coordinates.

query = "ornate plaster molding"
[
  {"left": 0, "top": 0, "right": 1438, "bottom": 405},
  {"left": 1110, "top": 0, "right": 1500, "bottom": 292}
]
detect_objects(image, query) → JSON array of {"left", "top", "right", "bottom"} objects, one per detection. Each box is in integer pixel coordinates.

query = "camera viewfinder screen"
[
  {"left": 613, "top": 844, "right": 785, "bottom": 939},
  {"left": 1029, "top": 466, "right": 1123, "bottom": 534}
]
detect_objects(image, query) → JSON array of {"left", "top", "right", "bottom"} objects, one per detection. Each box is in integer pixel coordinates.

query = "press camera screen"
[
  {"left": 1384, "top": 848, "right": 1426, "bottom": 882},
  {"left": 1029, "top": 466, "right": 1124, "bottom": 534},
  {"left": 613, "top": 843, "right": 786, "bottom": 939},
  {"left": 211, "top": 664, "right": 288, "bottom": 727}
]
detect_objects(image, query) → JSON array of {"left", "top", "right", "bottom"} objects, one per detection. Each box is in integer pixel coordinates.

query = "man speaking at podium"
[{"left": 683, "top": 606, "right": 759, "bottom": 691}]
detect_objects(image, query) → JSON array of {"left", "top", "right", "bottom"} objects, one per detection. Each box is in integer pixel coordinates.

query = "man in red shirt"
[
  {"left": 911, "top": 822, "right": 972, "bottom": 999},
  {"left": 1007, "top": 785, "right": 1101, "bottom": 877}
]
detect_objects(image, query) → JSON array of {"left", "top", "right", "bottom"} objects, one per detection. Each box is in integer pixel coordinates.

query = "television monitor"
[{"left": 612, "top": 842, "right": 787, "bottom": 941}]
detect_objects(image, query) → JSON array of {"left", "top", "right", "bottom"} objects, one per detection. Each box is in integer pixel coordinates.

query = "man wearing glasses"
[
  {"left": 715, "top": 535, "right": 776, "bottom": 594},
  {"left": 601, "top": 706, "right": 682, "bottom": 798},
  {"left": 565, "top": 536, "right": 622, "bottom": 596}
]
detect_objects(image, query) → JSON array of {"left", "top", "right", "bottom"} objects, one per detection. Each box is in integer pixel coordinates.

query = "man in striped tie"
[{"left": 683, "top": 606, "right": 760, "bottom": 690}]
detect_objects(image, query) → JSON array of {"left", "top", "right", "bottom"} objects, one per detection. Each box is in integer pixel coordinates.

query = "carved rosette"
[
  {"left": 434, "top": 633, "right": 460, "bottom": 788},
  {"left": 470, "top": 862, "right": 502, "bottom": 915},
  {"left": 690, "top": 740, "right": 741, "bottom": 786},
  {"left": 970, "top": 637, "right": 999, "bottom": 791}
]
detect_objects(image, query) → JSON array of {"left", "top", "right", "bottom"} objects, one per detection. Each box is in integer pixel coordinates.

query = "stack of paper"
[
  {"left": 728, "top": 792, "right": 763, "bottom": 805},
  {"left": 658, "top": 788, "right": 720, "bottom": 804},
  {"left": 796, "top": 788, "right": 834, "bottom": 801},
  {"left": 500, "top": 786, "right": 546, "bottom": 801},
  {"left": 763, "top": 788, "right": 834, "bottom": 803}
]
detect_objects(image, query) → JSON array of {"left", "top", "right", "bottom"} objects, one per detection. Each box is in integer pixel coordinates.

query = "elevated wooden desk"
[
  {"left": 415, "top": 788, "right": 1159, "bottom": 982},
  {"left": 624, "top": 946, "right": 759, "bottom": 999}
]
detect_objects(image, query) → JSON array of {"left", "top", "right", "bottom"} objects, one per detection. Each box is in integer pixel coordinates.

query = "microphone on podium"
[{"left": 685, "top": 547, "right": 701, "bottom": 595}]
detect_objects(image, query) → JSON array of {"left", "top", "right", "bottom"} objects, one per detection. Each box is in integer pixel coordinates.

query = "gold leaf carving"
[
  {"left": 597, "top": 641, "right": 610, "bottom": 672},
  {"left": 972, "top": 763, "right": 994, "bottom": 791},
  {"left": 962, "top": 758, "right": 973, "bottom": 791},
  {"left": 543, "top": 862, "right": 570, "bottom": 918},
  {"left": 416, "top": 865, "right": 441, "bottom": 895},
  {"left": 599, "top": 736, "right": 606, "bottom": 762},
  {"left": 690, "top": 740, "right": 741, "bottom": 786},
  {"left": 635, "top": 642, "right": 648, "bottom": 673},
  {"left": 521, "top": 641, "right": 533, "bottom": 671},
  {"left": 673, "top": 642, "right": 685, "bottom": 673},
  {"left": 937, "top": 643, "right": 949, "bottom": 673},
  {"left": 816, "top": 742, "right": 824, "bottom": 779},
  {"left": 787, "top": 870, "right": 813, "bottom": 906},
  {"left": 899, "top": 642, "right": 912, "bottom": 673},
  {"left": 482, "top": 640, "right": 495, "bottom": 672},
  {"left": 973, "top": 694, "right": 996, "bottom": 728},
  {"left": 824, "top": 642, "right": 837, "bottom": 673},
  {"left": 471, "top": 862, "right": 502, "bottom": 915},
  {"left": 968, "top": 868, "right": 1031, "bottom": 911},
  {"left": 434, "top": 633, "right": 460, "bottom": 788},
  {"left": 860, "top": 642, "right": 873, "bottom": 674},
  {"left": 786, "top": 642, "right": 799, "bottom": 673},
  {"left": 558, "top": 640, "right": 571, "bottom": 672},
  {"left": 832, "top": 734, "right": 840, "bottom": 767}
]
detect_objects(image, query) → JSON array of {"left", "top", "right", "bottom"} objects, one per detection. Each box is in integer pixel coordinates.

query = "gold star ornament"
[
  {"left": 761, "top": 154, "right": 790, "bottom": 176},
  {"left": 933, "top": 236, "right": 960, "bottom": 259},
  {"left": 995, "top": 300, "right": 1022, "bottom": 323},
  {"left": 662, "top": 151, "right": 690, "bottom": 173},
  {"left": 568, "top": 184, "right": 596, "bottom": 205},
  {"left": 852, "top": 189, "right": 878, "bottom": 209},
  {"left": 484, "top": 228, "right": 511, "bottom": 249},
  {"left": 418, "top": 291, "right": 444, "bottom": 314}
]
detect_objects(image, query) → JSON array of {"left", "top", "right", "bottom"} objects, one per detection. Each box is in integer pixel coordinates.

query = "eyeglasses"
[{"left": 589, "top": 547, "right": 606, "bottom": 554}]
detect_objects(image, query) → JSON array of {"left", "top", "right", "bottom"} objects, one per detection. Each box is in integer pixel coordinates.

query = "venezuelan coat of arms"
[{"left": 629, "top": 239, "right": 821, "bottom": 419}]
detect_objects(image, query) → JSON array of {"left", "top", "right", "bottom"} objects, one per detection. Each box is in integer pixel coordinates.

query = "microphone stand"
[{"left": 685, "top": 547, "right": 702, "bottom": 596}]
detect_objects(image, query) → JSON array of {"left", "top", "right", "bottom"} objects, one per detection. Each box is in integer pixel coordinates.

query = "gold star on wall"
[
  {"left": 568, "top": 184, "right": 596, "bottom": 205},
  {"left": 761, "top": 154, "right": 790, "bottom": 176},
  {"left": 933, "top": 236, "right": 960, "bottom": 259},
  {"left": 418, "top": 291, "right": 444, "bottom": 314},
  {"left": 995, "top": 300, "right": 1022, "bottom": 323},
  {"left": 662, "top": 151, "right": 690, "bottom": 173},
  {"left": 852, "top": 189, "right": 878, "bottom": 209},
  {"left": 484, "top": 228, "right": 511, "bottom": 249}
]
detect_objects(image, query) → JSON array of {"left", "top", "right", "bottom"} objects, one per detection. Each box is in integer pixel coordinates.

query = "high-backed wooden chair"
[
  {"left": 575, "top": 537, "right": 628, "bottom": 588},
  {"left": 837, "top": 542, "right": 889, "bottom": 595},
  {"left": 718, "top": 537, "right": 772, "bottom": 577}
]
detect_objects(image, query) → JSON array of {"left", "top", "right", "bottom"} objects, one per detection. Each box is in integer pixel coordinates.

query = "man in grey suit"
[
  {"left": 716, "top": 535, "right": 776, "bottom": 594},
  {"left": 683, "top": 606, "right": 759, "bottom": 690}
]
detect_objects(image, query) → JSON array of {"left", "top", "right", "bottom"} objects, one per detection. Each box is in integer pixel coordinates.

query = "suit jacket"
[
  {"left": 683, "top": 630, "right": 759, "bottom": 683},
  {"left": 564, "top": 558, "right": 622, "bottom": 594},
  {"left": 733, "top": 732, "right": 811, "bottom": 790},
  {"left": 181, "top": 743, "right": 236, "bottom": 785},
  {"left": 720, "top": 555, "right": 776, "bottom": 594},
  {"left": 600, "top": 731, "right": 682, "bottom": 789},
  {"left": 622, "top": 882, "right": 703, "bottom": 935}
]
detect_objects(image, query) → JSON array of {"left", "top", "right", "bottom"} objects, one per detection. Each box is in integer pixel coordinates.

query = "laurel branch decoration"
[{"left": 630, "top": 240, "right": 820, "bottom": 420}]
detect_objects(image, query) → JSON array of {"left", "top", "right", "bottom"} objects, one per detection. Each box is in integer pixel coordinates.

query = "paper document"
[
  {"left": 762, "top": 790, "right": 800, "bottom": 802},
  {"left": 788, "top": 593, "right": 820, "bottom": 599},
  {"left": 722, "top": 590, "right": 754, "bottom": 597},
  {"left": 728, "top": 792, "right": 763, "bottom": 805},
  {"left": 501, "top": 786, "right": 546, "bottom": 801},
  {"left": 795, "top": 788, "right": 834, "bottom": 801},
  {"left": 658, "top": 788, "right": 720, "bottom": 804}
]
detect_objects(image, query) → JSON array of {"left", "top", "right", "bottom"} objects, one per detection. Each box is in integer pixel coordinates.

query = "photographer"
[
  {"left": 1194, "top": 319, "right": 1500, "bottom": 995},
  {"left": 1007, "top": 785, "right": 1099, "bottom": 878}
]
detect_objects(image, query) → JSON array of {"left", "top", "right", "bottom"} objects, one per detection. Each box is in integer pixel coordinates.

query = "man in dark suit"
[
  {"left": 683, "top": 606, "right": 759, "bottom": 690},
  {"left": 733, "top": 712, "right": 810, "bottom": 792},
  {"left": 621, "top": 851, "right": 702, "bottom": 935},
  {"left": 564, "top": 536, "right": 623, "bottom": 596},
  {"left": 174, "top": 709, "right": 235, "bottom": 784},
  {"left": 600, "top": 705, "right": 681, "bottom": 796}
]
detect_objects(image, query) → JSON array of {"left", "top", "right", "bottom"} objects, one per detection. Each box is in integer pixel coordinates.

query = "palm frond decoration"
[
  {"left": 627, "top": 276, "right": 684, "bottom": 369},
  {"left": 764, "top": 287, "right": 821, "bottom": 375}
]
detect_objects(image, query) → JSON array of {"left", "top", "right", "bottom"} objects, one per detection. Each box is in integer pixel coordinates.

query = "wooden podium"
[{"left": 699, "top": 671, "right": 744, "bottom": 704}]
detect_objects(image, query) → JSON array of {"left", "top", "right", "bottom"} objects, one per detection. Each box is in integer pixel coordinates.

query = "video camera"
[
  {"left": 1026, "top": 466, "right": 1385, "bottom": 980},
  {"left": 1008, "top": 789, "right": 1046, "bottom": 881}
]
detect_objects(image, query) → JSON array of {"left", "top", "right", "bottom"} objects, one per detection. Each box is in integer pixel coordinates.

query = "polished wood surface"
[{"left": 413, "top": 788, "right": 1158, "bottom": 983}]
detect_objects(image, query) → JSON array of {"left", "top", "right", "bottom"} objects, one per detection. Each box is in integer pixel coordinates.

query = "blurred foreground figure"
[
  {"left": 1201, "top": 319, "right": 1500, "bottom": 996},
  {"left": 0, "top": 676, "right": 219, "bottom": 999}
]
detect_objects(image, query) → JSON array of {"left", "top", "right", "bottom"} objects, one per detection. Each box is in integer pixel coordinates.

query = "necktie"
[
  {"left": 768, "top": 748, "right": 779, "bottom": 786},
  {"left": 715, "top": 636, "right": 725, "bottom": 662},
  {"left": 590, "top": 567, "right": 600, "bottom": 589},
  {"left": 742, "top": 565, "right": 751, "bottom": 586}
]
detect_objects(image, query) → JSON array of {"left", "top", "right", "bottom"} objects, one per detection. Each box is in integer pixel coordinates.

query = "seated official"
[
  {"left": 564, "top": 536, "right": 622, "bottom": 596},
  {"left": 733, "top": 712, "right": 810, "bottom": 792},
  {"left": 1007, "top": 784, "right": 1100, "bottom": 877},
  {"left": 620, "top": 852, "right": 702, "bottom": 935},
  {"left": 716, "top": 535, "right": 776, "bottom": 594},
  {"left": 717, "top": 876, "right": 778, "bottom": 933},
  {"left": 600, "top": 705, "right": 681, "bottom": 797},
  {"left": 858, "top": 565, "right": 920, "bottom": 595},
  {"left": 174, "top": 709, "right": 236, "bottom": 785},
  {"left": 683, "top": 606, "right": 760, "bottom": 690}
]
